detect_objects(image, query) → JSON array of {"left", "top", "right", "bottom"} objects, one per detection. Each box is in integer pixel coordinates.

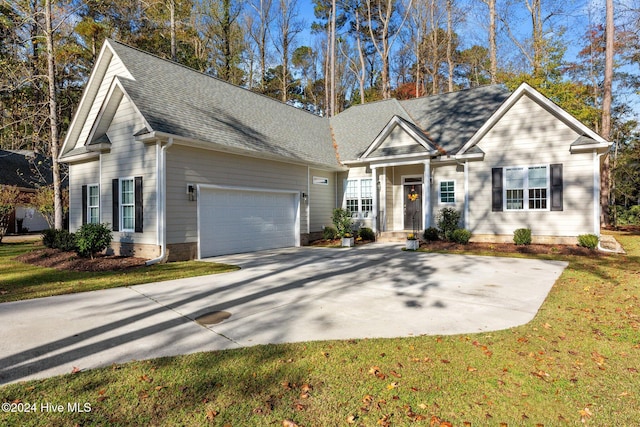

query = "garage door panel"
[{"left": 199, "top": 188, "right": 297, "bottom": 257}]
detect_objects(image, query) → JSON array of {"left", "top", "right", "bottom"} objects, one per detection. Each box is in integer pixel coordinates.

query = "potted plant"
[
  {"left": 406, "top": 232, "right": 419, "bottom": 250},
  {"left": 332, "top": 208, "right": 354, "bottom": 247}
]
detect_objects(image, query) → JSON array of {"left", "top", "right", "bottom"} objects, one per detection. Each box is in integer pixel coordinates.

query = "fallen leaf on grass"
[
  {"left": 346, "top": 414, "right": 358, "bottom": 424},
  {"left": 580, "top": 407, "right": 592, "bottom": 423},
  {"left": 282, "top": 419, "right": 300, "bottom": 427},
  {"left": 71, "top": 366, "right": 81, "bottom": 374},
  {"left": 205, "top": 410, "right": 218, "bottom": 420},
  {"left": 140, "top": 374, "right": 153, "bottom": 383},
  {"left": 387, "top": 382, "right": 399, "bottom": 390},
  {"left": 467, "top": 366, "right": 477, "bottom": 372}
]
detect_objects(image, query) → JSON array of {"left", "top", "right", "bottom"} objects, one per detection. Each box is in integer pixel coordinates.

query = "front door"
[{"left": 404, "top": 184, "right": 423, "bottom": 231}]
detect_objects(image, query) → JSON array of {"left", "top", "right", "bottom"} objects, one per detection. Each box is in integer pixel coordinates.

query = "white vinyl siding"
[
  {"left": 165, "top": 145, "right": 309, "bottom": 245},
  {"left": 68, "top": 162, "right": 100, "bottom": 232},
  {"left": 469, "top": 94, "right": 595, "bottom": 237},
  {"left": 309, "top": 169, "right": 336, "bottom": 232},
  {"left": 99, "top": 96, "right": 157, "bottom": 244}
]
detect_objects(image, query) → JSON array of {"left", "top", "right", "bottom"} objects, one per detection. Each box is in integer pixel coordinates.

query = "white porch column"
[
  {"left": 464, "top": 160, "right": 469, "bottom": 229},
  {"left": 371, "top": 166, "right": 378, "bottom": 234},
  {"left": 423, "top": 160, "right": 431, "bottom": 229}
]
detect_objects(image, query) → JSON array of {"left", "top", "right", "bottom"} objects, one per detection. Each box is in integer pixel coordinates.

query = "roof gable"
[
  {"left": 359, "top": 116, "right": 439, "bottom": 161},
  {"left": 459, "top": 82, "right": 610, "bottom": 155},
  {"left": 60, "top": 40, "right": 133, "bottom": 158}
]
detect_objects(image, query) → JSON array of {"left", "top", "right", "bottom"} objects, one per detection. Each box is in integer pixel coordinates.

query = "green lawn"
[
  {"left": 0, "top": 243, "right": 239, "bottom": 303},
  {"left": 1, "top": 233, "right": 639, "bottom": 426}
]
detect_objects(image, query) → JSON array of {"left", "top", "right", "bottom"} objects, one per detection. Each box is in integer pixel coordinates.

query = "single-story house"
[
  {"left": 0, "top": 149, "right": 53, "bottom": 234},
  {"left": 59, "top": 39, "right": 611, "bottom": 261}
]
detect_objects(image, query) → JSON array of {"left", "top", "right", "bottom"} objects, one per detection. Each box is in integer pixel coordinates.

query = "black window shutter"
[
  {"left": 492, "top": 168, "right": 503, "bottom": 212},
  {"left": 134, "top": 176, "right": 143, "bottom": 233},
  {"left": 112, "top": 179, "right": 119, "bottom": 231},
  {"left": 81, "top": 185, "right": 87, "bottom": 225},
  {"left": 550, "top": 163, "right": 563, "bottom": 211}
]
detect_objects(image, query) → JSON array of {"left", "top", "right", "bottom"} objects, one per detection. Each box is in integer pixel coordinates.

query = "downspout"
[
  {"left": 146, "top": 137, "right": 174, "bottom": 266},
  {"left": 593, "top": 150, "right": 606, "bottom": 237}
]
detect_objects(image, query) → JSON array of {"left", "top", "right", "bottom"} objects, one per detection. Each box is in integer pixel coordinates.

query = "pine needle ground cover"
[{"left": 1, "top": 232, "right": 638, "bottom": 426}]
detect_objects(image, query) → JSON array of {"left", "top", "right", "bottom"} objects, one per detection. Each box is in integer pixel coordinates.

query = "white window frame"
[
  {"left": 503, "top": 165, "right": 550, "bottom": 211},
  {"left": 344, "top": 178, "right": 373, "bottom": 219},
  {"left": 87, "top": 183, "right": 100, "bottom": 224},
  {"left": 438, "top": 180, "right": 455, "bottom": 204},
  {"left": 119, "top": 177, "right": 135, "bottom": 232}
]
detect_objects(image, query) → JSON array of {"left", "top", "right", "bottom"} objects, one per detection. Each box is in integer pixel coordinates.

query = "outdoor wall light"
[
  {"left": 187, "top": 184, "right": 196, "bottom": 201},
  {"left": 301, "top": 192, "right": 308, "bottom": 203}
]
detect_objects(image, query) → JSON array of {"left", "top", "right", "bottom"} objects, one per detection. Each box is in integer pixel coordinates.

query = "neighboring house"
[
  {"left": 0, "top": 149, "right": 53, "bottom": 234},
  {"left": 59, "top": 40, "right": 611, "bottom": 261}
]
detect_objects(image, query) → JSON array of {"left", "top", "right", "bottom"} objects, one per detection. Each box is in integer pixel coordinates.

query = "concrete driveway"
[{"left": 0, "top": 244, "right": 567, "bottom": 384}]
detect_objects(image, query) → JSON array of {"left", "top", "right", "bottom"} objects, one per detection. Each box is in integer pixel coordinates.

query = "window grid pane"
[
  {"left": 360, "top": 179, "right": 372, "bottom": 198},
  {"left": 506, "top": 189, "right": 523, "bottom": 210},
  {"left": 122, "top": 206, "right": 134, "bottom": 230},
  {"left": 345, "top": 180, "right": 358, "bottom": 198},
  {"left": 346, "top": 199, "right": 359, "bottom": 216},
  {"left": 440, "top": 181, "right": 455, "bottom": 203}
]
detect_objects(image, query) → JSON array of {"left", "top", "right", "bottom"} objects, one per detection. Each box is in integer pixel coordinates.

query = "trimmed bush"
[
  {"left": 577, "top": 234, "right": 599, "bottom": 250},
  {"left": 436, "top": 207, "right": 461, "bottom": 241},
  {"left": 358, "top": 227, "right": 375, "bottom": 241},
  {"left": 42, "top": 229, "right": 77, "bottom": 251},
  {"left": 75, "top": 223, "right": 113, "bottom": 259},
  {"left": 451, "top": 228, "right": 472, "bottom": 244},
  {"left": 322, "top": 226, "right": 338, "bottom": 240},
  {"left": 332, "top": 208, "right": 353, "bottom": 237},
  {"left": 423, "top": 227, "right": 439, "bottom": 242},
  {"left": 513, "top": 228, "right": 532, "bottom": 245}
]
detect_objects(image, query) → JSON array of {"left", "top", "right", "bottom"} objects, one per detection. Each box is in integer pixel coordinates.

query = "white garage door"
[{"left": 199, "top": 187, "right": 298, "bottom": 258}]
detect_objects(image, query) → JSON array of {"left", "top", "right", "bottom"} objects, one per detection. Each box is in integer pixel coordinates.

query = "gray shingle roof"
[
  {"left": 398, "top": 85, "right": 510, "bottom": 154},
  {"left": 76, "top": 41, "right": 513, "bottom": 167},
  {"left": 108, "top": 40, "right": 338, "bottom": 168},
  {"left": 329, "top": 98, "right": 413, "bottom": 161}
]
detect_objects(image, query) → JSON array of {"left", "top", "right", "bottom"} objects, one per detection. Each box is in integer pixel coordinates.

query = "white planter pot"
[
  {"left": 406, "top": 239, "right": 419, "bottom": 250},
  {"left": 342, "top": 237, "right": 355, "bottom": 247}
]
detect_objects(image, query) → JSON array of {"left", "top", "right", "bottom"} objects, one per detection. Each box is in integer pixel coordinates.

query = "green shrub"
[
  {"left": 513, "top": 228, "right": 532, "bottom": 245},
  {"left": 75, "top": 223, "right": 113, "bottom": 259},
  {"left": 332, "top": 208, "right": 353, "bottom": 237},
  {"left": 577, "top": 234, "right": 599, "bottom": 250},
  {"left": 42, "top": 229, "right": 77, "bottom": 251},
  {"left": 322, "top": 226, "right": 338, "bottom": 240},
  {"left": 423, "top": 227, "right": 439, "bottom": 242},
  {"left": 613, "top": 205, "right": 640, "bottom": 225},
  {"left": 358, "top": 227, "right": 375, "bottom": 241},
  {"left": 451, "top": 228, "right": 472, "bottom": 244},
  {"left": 436, "top": 207, "right": 461, "bottom": 241}
]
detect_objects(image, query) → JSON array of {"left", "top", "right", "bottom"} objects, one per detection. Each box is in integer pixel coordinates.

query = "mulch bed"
[
  {"left": 15, "top": 248, "right": 147, "bottom": 272},
  {"left": 420, "top": 240, "right": 603, "bottom": 256},
  {"left": 309, "top": 238, "right": 604, "bottom": 256}
]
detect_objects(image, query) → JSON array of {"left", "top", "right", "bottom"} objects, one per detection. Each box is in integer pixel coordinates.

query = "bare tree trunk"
[
  {"left": 44, "top": 0, "right": 63, "bottom": 230},
  {"left": 170, "top": 0, "right": 176, "bottom": 61},
  {"left": 525, "top": 0, "right": 543, "bottom": 74},
  {"left": 601, "top": 0, "right": 614, "bottom": 226},
  {"left": 446, "top": 0, "right": 454, "bottom": 92},
  {"left": 330, "top": 0, "right": 336, "bottom": 115},
  {"left": 482, "top": 0, "right": 497, "bottom": 83}
]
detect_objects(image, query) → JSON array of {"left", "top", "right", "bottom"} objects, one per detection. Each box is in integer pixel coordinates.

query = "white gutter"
[{"left": 146, "top": 137, "right": 174, "bottom": 266}]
